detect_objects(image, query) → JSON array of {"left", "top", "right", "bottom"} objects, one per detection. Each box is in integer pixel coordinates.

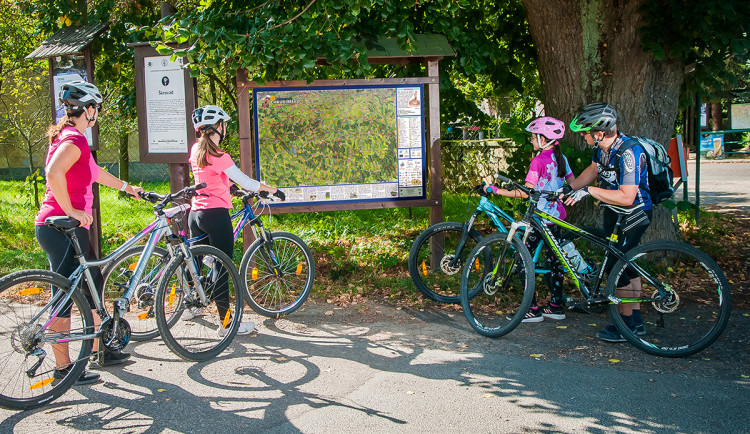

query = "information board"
[
  {"left": 143, "top": 55, "right": 189, "bottom": 154},
  {"left": 253, "top": 85, "right": 426, "bottom": 205}
]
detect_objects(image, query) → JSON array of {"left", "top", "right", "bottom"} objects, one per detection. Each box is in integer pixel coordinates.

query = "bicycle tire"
[
  {"left": 606, "top": 241, "right": 731, "bottom": 357},
  {"left": 0, "top": 269, "right": 94, "bottom": 410},
  {"left": 155, "top": 245, "right": 244, "bottom": 361},
  {"left": 239, "top": 231, "right": 315, "bottom": 318},
  {"left": 101, "top": 245, "right": 172, "bottom": 341},
  {"left": 408, "top": 221, "right": 485, "bottom": 304},
  {"left": 460, "top": 233, "right": 535, "bottom": 337}
]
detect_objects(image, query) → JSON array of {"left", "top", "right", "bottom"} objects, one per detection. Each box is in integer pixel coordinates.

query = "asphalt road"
[
  {"left": 1, "top": 157, "right": 748, "bottom": 433},
  {"left": 683, "top": 157, "right": 750, "bottom": 213},
  {"left": 0, "top": 298, "right": 747, "bottom": 433}
]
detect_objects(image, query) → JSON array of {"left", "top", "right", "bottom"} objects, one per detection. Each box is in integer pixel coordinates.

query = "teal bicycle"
[
  {"left": 459, "top": 174, "right": 731, "bottom": 357},
  {"left": 408, "top": 186, "right": 557, "bottom": 304}
]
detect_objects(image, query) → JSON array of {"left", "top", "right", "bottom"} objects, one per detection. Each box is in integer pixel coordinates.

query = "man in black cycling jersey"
[{"left": 563, "top": 102, "right": 652, "bottom": 342}]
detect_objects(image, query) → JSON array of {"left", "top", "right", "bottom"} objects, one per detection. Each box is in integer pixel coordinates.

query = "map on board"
[{"left": 254, "top": 85, "right": 425, "bottom": 205}]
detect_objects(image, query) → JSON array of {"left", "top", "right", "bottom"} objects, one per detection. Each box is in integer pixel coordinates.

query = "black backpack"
[{"left": 614, "top": 136, "right": 675, "bottom": 205}]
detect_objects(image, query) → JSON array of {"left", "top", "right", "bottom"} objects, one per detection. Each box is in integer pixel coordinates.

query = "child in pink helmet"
[{"left": 485, "top": 116, "right": 575, "bottom": 322}]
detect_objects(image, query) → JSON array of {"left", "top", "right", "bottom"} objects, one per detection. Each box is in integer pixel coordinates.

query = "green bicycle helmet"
[{"left": 569, "top": 103, "right": 618, "bottom": 133}]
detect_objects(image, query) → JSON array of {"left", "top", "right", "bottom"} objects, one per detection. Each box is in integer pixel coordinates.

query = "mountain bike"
[
  {"left": 408, "top": 186, "right": 554, "bottom": 304},
  {"left": 103, "top": 187, "right": 313, "bottom": 328},
  {"left": 460, "top": 174, "right": 731, "bottom": 357},
  {"left": 0, "top": 184, "right": 243, "bottom": 410}
]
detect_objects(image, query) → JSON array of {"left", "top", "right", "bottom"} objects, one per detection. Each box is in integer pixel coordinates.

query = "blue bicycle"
[{"left": 408, "top": 186, "right": 555, "bottom": 304}]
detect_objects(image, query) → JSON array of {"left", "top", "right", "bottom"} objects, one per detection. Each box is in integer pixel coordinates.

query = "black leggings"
[
  {"left": 35, "top": 224, "right": 102, "bottom": 317},
  {"left": 525, "top": 225, "right": 565, "bottom": 306},
  {"left": 188, "top": 208, "right": 233, "bottom": 320}
]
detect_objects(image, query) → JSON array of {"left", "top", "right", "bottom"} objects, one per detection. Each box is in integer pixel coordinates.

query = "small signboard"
[
  {"left": 133, "top": 44, "right": 196, "bottom": 163},
  {"left": 730, "top": 103, "right": 750, "bottom": 130}
]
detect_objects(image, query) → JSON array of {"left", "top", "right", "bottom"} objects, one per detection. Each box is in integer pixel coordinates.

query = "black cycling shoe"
[
  {"left": 53, "top": 367, "right": 100, "bottom": 386},
  {"left": 91, "top": 350, "right": 131, "bottom": 368}
]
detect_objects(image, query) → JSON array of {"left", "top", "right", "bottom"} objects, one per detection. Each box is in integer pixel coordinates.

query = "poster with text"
[{"left": 144, "top": 56, "right": 188, "bottom": 153}]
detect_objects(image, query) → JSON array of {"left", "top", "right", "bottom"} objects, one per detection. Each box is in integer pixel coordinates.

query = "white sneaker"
[{"left": 217, "top": 321, "right": 255, "bottom": 337}]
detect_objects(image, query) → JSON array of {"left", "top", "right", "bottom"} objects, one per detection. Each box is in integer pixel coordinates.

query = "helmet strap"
[{"left": 205, "top": 125, "right": 225, "bottom": 146}]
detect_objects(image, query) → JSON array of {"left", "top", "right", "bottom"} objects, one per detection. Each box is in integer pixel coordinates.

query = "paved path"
[
  {"left": 683, "top": 158, "right": 750, "bottom": 213},
  {"left": 0, "top": 300, "right": 747, "bottom": 433}
]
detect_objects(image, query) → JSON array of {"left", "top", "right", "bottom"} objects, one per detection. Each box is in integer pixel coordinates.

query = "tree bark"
[{"left": 522, "top": 0, "right": 685, "bottom": 240}]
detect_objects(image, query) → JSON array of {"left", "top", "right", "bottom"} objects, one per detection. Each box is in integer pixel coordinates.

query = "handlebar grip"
[
  {"left": 494, "top": 174, "right": 511, "bottom": 184},
  {"left": 195, "top": 182, "right": 207, "bottom": 190}
]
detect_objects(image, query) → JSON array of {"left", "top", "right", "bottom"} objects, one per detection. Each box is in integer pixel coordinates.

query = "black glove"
[
  {"left": 273, "top": 190, "right": 286, "bottom": 201},
  {"left": 473, "top": 182, "right": 488, "bottom": 197}
]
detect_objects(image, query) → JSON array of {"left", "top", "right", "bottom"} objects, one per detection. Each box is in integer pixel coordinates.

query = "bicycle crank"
[{"left": 100, "top": 317, "right": 131, "bottom": 351}]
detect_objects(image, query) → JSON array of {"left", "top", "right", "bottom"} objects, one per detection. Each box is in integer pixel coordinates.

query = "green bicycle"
[{"left": 460, "top": 174, "right": 731, "bottom": 357}]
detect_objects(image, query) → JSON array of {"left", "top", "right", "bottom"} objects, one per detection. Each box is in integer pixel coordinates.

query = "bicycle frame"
[
  {"left": 449, "top": 195, "right": 549, "bottom": 275},
  {"left": 502, "top": 192, "right": 668, "bottom": 306},
  {"left": 37, "top": 203, "right": 206, "bottom": 348}
]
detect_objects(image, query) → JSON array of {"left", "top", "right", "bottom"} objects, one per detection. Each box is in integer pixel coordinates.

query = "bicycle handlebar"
[
  {"left": 139, "top": 183, "right": 207, "bottom": 210},
  {"left": 231, "top": 187, "right": 286, "bottom": 205},
  {"left": 493, "top": 174, "right": 561, "bottom": 202}
]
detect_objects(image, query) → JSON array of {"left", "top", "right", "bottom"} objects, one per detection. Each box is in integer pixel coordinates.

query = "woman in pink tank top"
[{"left": 35, "top": 81, "right": 144, "bottom": 385}]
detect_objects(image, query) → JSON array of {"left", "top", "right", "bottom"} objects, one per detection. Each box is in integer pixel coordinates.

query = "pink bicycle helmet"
[{"left": 526, "top": 116, "right": 565, "bottom": 140}]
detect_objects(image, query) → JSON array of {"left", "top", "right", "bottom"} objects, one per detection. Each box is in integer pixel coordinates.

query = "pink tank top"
[{"left": 35, "top": 127, "right": 97, "bottom": 228}]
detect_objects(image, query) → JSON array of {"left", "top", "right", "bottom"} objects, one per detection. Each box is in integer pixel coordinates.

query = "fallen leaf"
[
  {"left": 556, "top": 326, "right": 567, "bottom": 329},
  {"left": 588, "top": 323, "right": 597, "bottom": 326},
  {"left": 703, "top": 358, "right": 710, "bottom": 361},
  {"left": 483, "top": 393, "right": 493, "bottom": 399},
  {"left": 608, "top": 359, "right": 620, "bottom": 363},
  {"left": 325, "top": 310, "right": 334, "bottom": 316},
  {"left": 276, "top": 356, "right": 288, "bottom": 362},
  {"left": 157, "top": 389, "right": 166, "bottom": 393},
  {"left": 530, "top": 354, "right": 542, "bottom": 358},
  {"left": 407, "top": 391, "right": 415, "bottom": 395}
]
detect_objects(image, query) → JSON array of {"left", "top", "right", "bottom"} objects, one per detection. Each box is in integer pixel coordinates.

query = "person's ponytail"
[{"left": 196, "top": 123, "right": 224, "bottom": 168}]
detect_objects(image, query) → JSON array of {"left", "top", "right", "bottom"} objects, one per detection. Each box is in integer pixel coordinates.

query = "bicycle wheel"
[
  {"left": 460, "top": 233, "right": 535, "bottom": 337},
  {"left": 408, "top": 221, "right": 484, "bottom": 304},
  {"left": 239, "top": 231, "right": 315, "bottom": 318},
  {"left": 101, "top": 246, "right": 171, "bottom": 341},
  {"left": 606, "top": 241, "right": 731, "bottom": 357},
  {"left": 155, "top": 245, "right": 243, "bottom": 361},
  {"left": 0, "top": 270, "right": 94, "bottom": 410}
]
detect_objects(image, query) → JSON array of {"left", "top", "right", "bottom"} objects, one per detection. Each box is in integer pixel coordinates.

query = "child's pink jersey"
[{"left": 525, "top": 148, "right": 572, "bottom": 220}]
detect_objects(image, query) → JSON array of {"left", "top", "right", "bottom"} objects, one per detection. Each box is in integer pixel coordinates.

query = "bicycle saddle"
[{"left": 44, "top": 216, "right": 80, "bottom": 229}]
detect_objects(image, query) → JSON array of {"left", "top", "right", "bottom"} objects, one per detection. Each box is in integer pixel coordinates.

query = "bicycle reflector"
[
  {"left": 18, "top": 287, "right": 43, "bottom": 296},
  {"left": 169, "top": 284, "right": 177, "bottom": 307},
  {"left": 296, "top": 262, "right": 303, "bottom": 275},
  {"left": 421, "top": 261, "right": 427, "bottom": 276},
  {"left": 252, "top": 267, "right": 258, "bottom": 280}
]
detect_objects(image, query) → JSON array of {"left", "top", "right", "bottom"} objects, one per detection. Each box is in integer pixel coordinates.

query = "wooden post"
[
  {"left": 426, "top": 59, "right": 443, "bottom": 225},
  {"left": 85, "top": 46, "right": 102, "bottom": 259},
  {"left": 236, "top": 68, "right": 257, "bottom": 250},
  {"left": 160, "top": 2, "right": 190, "bottom": 194}
]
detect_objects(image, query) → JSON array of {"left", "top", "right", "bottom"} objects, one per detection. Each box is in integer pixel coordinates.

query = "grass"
[
  {"left": 0, "top": 180, "right": 490, "bottom": 306},
  {"left": 3, "top": 180, "right": 744, "bottom": 310}
]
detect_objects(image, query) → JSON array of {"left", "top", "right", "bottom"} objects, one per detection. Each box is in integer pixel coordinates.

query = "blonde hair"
[
  {"left": 196, "top": 121, "right": 225, "bottom": 168},
  {"left": 46, "top": 114, "right": 77, "bottom": 144}
]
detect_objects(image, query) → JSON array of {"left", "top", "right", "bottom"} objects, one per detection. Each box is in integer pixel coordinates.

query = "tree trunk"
[
  {"left": 711, "top": 102, "right": 723, "bottom": 131},
  {"left": 118, "top": 133, "right": 129, "bottom": 197},
  {"left": 523, "top": 0, "right": 685, "bottom": 241}
]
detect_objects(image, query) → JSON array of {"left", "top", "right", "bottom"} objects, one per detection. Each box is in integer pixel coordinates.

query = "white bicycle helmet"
[
  {"left": 192, "top": 105, "right": 230, "bottom": 132},
  {"left": 59, "top": 81, "right": 103, "bottom": 111}
]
